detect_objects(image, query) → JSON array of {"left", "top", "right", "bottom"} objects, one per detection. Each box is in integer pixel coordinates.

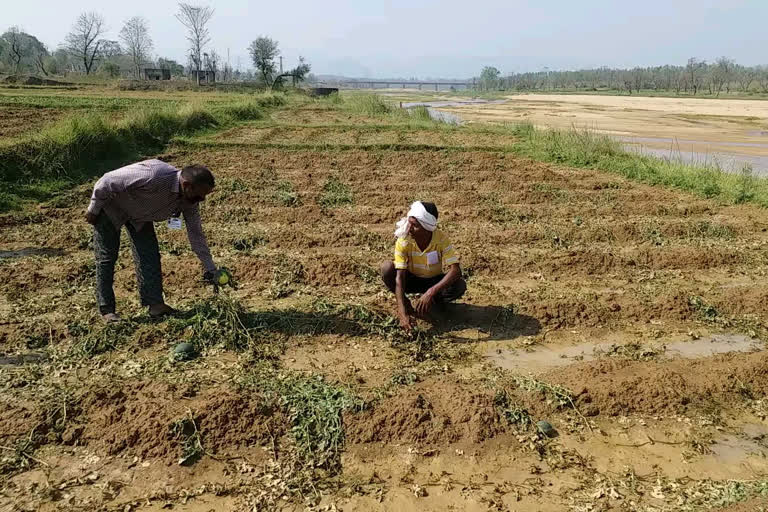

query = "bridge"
[{"left": 336, "top": 80, "right": 475, "bottom": 91}]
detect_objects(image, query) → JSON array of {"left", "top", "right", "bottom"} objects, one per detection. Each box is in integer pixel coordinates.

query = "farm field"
[
  {"left": 3, "top": 88, "right": 768, "bottom": 511},
  {"left": 0, "top": 85, "right": 270, "bottom": 143}
]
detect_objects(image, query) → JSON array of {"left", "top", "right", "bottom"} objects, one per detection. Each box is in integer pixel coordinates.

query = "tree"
[
  {"left": 0, "top": 28, "right": 49, "bottom": 76},
  {"left": 204, "top": 50, "right": 219, "bottom": 75},
  {"left": 49, "top": 48, "right": 76, "bottom": 75},
  {"left": 248, "top": 36, "right": 279, "bottom": 87},
  {"left": 290, "top": 56, "right": 311, "bottom": 84},
  {"left": 479, "top": 66, "right": 501, "bottom": 91},
  {"left": 1, "top": 27, "right": 25, "bottom": 74},
  {"left": 175, "top": 3, "right": 214, "bottom": 85},
  {"left": 274, "top": 56, "right": 311, "bottom": 88},
  {"left": 65, "top": 12, "right": 106, "bottom": 75},
  {"left": 714, "top": 56, "right": 735, "bottom": 95},
  {"left": 758, "top": 66, "right": 768, "bottom": 93},
  {"left": 29, "top": 37, "right": 50, "bottom": 76},
  {"left": 98, "top": 40, "right": 122, "bottom": 60},
  {"left": 120, "top": 16, "right": 153, "bottom": 79},
  {"left": 686, "top": 57, "right": 705, "bottom": 95},
  {"left": 157, "top": 57, "right": 184, "bottom": 77}
]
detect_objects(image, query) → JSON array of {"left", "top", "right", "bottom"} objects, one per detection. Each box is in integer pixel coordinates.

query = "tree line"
[
  {"left": 478, "top": 58, "right": 768, "bottom": 95},
  {"left": 0, "top": 4, "right": 310, "bottom": 87}
]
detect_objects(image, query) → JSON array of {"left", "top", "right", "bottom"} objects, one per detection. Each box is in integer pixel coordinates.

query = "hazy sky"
[{"left": 6, "top": 0, "right": 767, "bottom": 78}]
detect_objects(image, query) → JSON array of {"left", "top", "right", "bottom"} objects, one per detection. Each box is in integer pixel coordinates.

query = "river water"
[
  {"left": 401, "top": 99, "right": 505, "bottom": 125},
  {"left": 620, "top": 136, "right": 768, "bottom": 176}
]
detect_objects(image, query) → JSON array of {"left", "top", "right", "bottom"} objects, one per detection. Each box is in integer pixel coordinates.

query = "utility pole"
[{"left": 279, "top": 56, "right": 283, "bottom": 74}]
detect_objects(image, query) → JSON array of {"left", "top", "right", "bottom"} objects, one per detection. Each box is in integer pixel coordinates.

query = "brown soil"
[
  {"left": 346, "top": 378, "right": 505, "bottom": 446},
  {"left": 720, "top": 498, "right": 768, "bottom": 511},
  {"left": 0, "top": 106, "right": 65, "bottom": 139},
  {"left": 0, "top": 400, "right": 38, "bottom": 444},
  {"left": 551, "top": 350, "right": 768, "bottom": 416},
  {"left": 2, "top": 75, "right": 70, "bottom": 86},
  {"left": 77, "top": 381, "right": 286, "bottom": 461}
]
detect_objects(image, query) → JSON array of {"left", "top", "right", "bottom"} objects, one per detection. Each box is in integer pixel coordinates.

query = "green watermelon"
[{"left": 173, "top": 342, "right": 197, "bottom": 361}]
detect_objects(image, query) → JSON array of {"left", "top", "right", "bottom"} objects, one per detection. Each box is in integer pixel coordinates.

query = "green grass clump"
[
  {"left": 252, "top": 92, "right": 287, "bottom": 108},
  {"left": 408, "top": 105, "right": 433, "bottom": 122},
  {"left": 318, "top": 177, "right": 354, "bottom": 208},
  {"left": 232, "top": 233, "right": 269, "bottom": 252},
  {"left": 219, "top": 101, "right": 264, "bottom": 121},
  {"left": 170, "top": 413, "right": 205, "bottom": 466},
  {"left": 167, "top": 296, "right": 255, "bottom": 352},
  {"left": 494, "top": 390, "right": 533, "bottom": 429},
  {"left": 238, "top": 365, "right": 365, "bottom": 472},
  {"left": 0, "top": 95, "right": 287, "bottom": 212},
  {"left": 510, "top": 122, "right": 768, "bottom": 207},
  {"left": 688, "top": 295, "right": 720, "bottom": 322},
  {"left": 0, "top": 105, "right": 218, "bottom": 184},
  {"left": 343, "top": 94, "right": 395, "bottom": 116},
  {"left": 274, "top": 180, "right": 301, "bottom": 206},
  {"left": 69, "top": 320, "right": 138, "bottom": 357}
]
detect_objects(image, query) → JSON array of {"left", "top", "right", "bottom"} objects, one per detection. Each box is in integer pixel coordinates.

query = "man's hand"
[
  {"left": 398, "top": 312, "right": 412, "bottom": 332},
  {"left": 204, "top": 268, "right": 234, "bottom": 287},
  {"left": 85, "top": 212, "right": 98, "bottom": 225},
  {"left": 414, "top": 288, "right": 436, "bottom": 317}
]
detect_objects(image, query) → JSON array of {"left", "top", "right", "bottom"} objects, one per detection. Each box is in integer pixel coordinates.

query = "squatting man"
[
  {"left": 86, "top": 159, "right": 227, "bottom": 322},
  {"left": 380, "top": 201, "right": 467, "bottom": 331}
]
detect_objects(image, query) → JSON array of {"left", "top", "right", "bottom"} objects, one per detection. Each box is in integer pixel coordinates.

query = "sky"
[{"left": 5, "top": 0, "right": 768, "bottom": 78}]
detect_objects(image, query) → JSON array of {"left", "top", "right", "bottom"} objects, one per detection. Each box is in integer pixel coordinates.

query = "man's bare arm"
[{"left": 395, "top": 269, "right": 411, "bottom": 331}]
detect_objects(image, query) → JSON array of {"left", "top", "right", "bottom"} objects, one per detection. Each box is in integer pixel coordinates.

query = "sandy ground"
[{"left": 435, "top": 94, "right": 768, "bottom": 172}]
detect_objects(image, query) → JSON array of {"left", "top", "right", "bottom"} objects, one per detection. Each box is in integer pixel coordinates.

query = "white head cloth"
[{"left": 394, "top": 201, "right": 437, "bottom": 238}]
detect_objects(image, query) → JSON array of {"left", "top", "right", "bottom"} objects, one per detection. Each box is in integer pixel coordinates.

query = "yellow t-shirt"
[{"left": 393, "top": 229, "right": 459, "bottom": 278}]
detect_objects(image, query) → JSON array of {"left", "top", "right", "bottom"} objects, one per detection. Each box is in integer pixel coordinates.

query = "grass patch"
[
  {"left": 0, "top": 93, "right": 286, "bottom": 212},
  {"left": 267, "top": 256, "right": 305, "bottom": 299},
  {"left": 407, "top": 105, "right": 433, "bottom": 122},
  {"left": 511, "top": 122, "right": 768, "bottom": 207},
  {"left": 340, "top": 93, "right": 442, "bottom": 126},
  {"left": 170, "top": 413, "right": 205, "bottom": 466},
  {"left": 218, "top": 101, "right": 264, "bottom": 121},
  {"left": 594, "top": 341, "right": 664, "bottom": 361},
  {"left": 166, "top": 295, "right": 259, "bottom": 353},
  {"left": 317, "top": 177, "right": 354, "bottom": 208},
  {"left": 688, "top": 295, "right": 721, "bottom": 322},
  {"left": 274, "top": 180, "right": 301, "bottom": 206},
  {"left": 342, "top": 94, "right": 397, "bottom": 116},
  {"left": 494, "top": 390, "right": 533, "bottom": 430},
  {"left": 238, "top": 365, "right": 365, "bottom": 472},
  {"left": 232, "top": 233, "right": 269, "bottom": 252},
  {"left": 69, "top": 320, "right": 138, "bottom": 357},
  {"left": 511, "top": 374, "right": 575, "bottom": 409}
]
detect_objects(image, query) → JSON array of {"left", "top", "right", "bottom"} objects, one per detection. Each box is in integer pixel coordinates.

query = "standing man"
[
  {"left": 85, "top": 159, "right": 221, "bottom": 322},
  {"left": 380, "top": 201, "right": 466, "bottom": 332}
]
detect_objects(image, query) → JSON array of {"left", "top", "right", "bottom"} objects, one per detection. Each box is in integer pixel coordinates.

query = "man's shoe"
[
  {"left": 102, "top": 312, "right": 121, "bottom": 323},
  {"left": 149, "top": 303, "right": 177, "bottom": 319}
]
